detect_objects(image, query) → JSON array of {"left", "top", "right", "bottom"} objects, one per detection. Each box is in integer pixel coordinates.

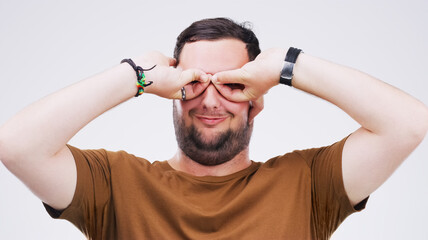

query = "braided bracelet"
[{"left": 120, "top": 59, "right": 156, "bottom": 97}]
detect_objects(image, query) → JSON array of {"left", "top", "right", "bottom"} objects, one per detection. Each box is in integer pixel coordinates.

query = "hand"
[
  {"left": 248, "top": 97, "right": 264, "bottom": 124},
  {"left": 134, "top": 51, "right": 210, "bottom": 100},
  {"left": 212, "top": 48, "right": 287, "bottom": 102}
]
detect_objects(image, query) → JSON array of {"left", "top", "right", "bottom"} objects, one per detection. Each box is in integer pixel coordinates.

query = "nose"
[{"left": 200, "top": 83, "right": 222, "bottom": 110}]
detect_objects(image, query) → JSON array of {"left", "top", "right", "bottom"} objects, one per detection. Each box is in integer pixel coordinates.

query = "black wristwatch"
[{"left": 279, "top": 47, "right": 303, "bottom": 86}]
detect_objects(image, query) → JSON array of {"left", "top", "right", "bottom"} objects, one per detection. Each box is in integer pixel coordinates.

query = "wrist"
[
  {"left": 113, "top": 63, "right": 141, "bottom": 98},
  {"left": 279, "top": 47, "right": 303, "bottom": 87},
  {"left": 120, "top": 58, "right": 155, "bottom": 97}
]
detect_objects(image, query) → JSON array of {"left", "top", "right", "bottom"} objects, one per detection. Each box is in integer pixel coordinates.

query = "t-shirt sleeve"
[
  {"left": 296, "top": 137, "right": 368, "bottom": 237},
  {"left": 43, "top": 144, "right": 113, "bottom": 238}
]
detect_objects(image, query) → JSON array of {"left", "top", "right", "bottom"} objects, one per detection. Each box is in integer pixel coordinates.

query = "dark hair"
[{"left": 173, "top": 17, "right": 261, "bottom": 64}]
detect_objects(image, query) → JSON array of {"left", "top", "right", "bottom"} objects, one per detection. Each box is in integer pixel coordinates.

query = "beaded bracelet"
[{"left": 120, "top": 59, "right": 156, "bottom": 97}]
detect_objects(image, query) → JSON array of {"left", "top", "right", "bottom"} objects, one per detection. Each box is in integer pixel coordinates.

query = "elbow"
[
  {"left": 407, "top": 104, "right": 428, "bottom": 146},
  {"left": 0, "top": 129, "right": 18, "bottom": 167},
  {"left": 0, "top": 134, "right": 8, "bottom": 166},
  {"left": 418, "top": 105, "right": 428, "bottom": 138},
  {"left": 388, "top": 103, "right": 428, "bottom": 151},
  {"left": 0, "top": 132, "right": 10, "bottom": 166}
]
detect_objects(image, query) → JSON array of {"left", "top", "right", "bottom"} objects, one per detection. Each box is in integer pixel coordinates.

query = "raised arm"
[
  {"left": 213, "top": 48, "right": 428, "bottom": 206},
  {"left": 0, "top": 51, "right": 209, "bottom": 210}
]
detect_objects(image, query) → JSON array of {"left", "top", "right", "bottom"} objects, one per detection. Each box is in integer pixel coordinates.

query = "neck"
[{"left": 168, "top": 148, "right": 251, "bottom": 177}]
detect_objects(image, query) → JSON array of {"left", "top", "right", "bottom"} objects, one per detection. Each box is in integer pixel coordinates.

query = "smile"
[{"left": 195, "top": 115, "right": 228, "bottom": 126}]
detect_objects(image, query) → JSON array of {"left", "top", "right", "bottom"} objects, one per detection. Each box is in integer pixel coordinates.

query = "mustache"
[{"left": 188, "top": 108, "right": 233, "bottom": 118}]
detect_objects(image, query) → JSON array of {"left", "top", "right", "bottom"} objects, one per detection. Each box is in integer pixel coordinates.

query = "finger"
[
  {"left": 212, "top": 68, "right": 250, "bottom": 85},
  {"left": 168, "top": 57, "right": 177, "bottom": 67},
  {"left": 248, "top": 96, "right": 264, "bottom": 123},
  {"left": 213, "top": 83, "right": 250, "bottom": 102},
  {"left": 180, "top": 69, "right": 210, "bottom": 85},
  {"left": 183, "top": 81, "right": 210, "bottom": 100},
  {"left": 171, "top": 69, "right": 209, "bottom": 100}
]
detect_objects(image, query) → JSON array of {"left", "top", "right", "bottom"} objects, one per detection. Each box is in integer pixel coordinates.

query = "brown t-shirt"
[{"left": 45, "top": 138, "right": 366, "bottom": 239}]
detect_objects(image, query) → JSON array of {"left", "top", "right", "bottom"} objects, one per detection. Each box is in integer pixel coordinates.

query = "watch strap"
[{"left": 279, "top": 47, "right": 302, "bottom": 86}]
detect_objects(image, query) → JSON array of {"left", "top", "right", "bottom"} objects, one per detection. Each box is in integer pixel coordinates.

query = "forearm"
[
  {"left": 212, "top": 47, "right": 428, "bottom": 204},
  {"left": 0, "top": 52, "right": 207, "bottom": 209},
  {"left": 292, "top": 53, "right": 428, "bottom": 140},
  {"left": 0, "top": 63, "right": 137, "bottom": 163}
]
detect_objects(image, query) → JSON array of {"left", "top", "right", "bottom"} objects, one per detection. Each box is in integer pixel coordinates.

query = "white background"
[{"left": 1, "top": 0, "right": 427, "bottom": 239}]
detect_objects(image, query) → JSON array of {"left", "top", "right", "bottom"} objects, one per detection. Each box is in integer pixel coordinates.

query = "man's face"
[{"left": 173, "top": 39, "right": 253, "bottom": 166}]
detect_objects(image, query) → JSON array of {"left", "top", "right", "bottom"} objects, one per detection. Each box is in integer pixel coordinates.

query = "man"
[{"left": 0, "top": 17, "right": 427, "bottom": 239}]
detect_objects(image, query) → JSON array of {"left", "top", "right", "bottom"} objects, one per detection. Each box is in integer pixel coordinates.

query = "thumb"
[
  {"left": 213, "top": 82, "right": 249, "bottom": 102},
  {"left": 212, "top": 68, "right": 249, "bottom": 85}
]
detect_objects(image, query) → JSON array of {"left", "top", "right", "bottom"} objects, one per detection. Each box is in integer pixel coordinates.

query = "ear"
[{"left": 248, "top": 97, "right": 264, "bottom": 124}]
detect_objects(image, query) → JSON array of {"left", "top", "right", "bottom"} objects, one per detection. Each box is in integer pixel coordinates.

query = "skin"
[
  {"left": 0, "top": 38, "right": 427, "bottom": 213},
  {"left": 0, "top": 51, "right": 210, "bottom": 210},
  {"left": 213, "top": 47, "right": 428, "bottom": 206},
  {"left": 168, "top": 39, "right": 255, "bottom": 176}
]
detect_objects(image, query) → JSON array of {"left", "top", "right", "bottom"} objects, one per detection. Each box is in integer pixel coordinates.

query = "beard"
[{"left": 173, "top": 103, "right": 253, "bottom": 166}]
